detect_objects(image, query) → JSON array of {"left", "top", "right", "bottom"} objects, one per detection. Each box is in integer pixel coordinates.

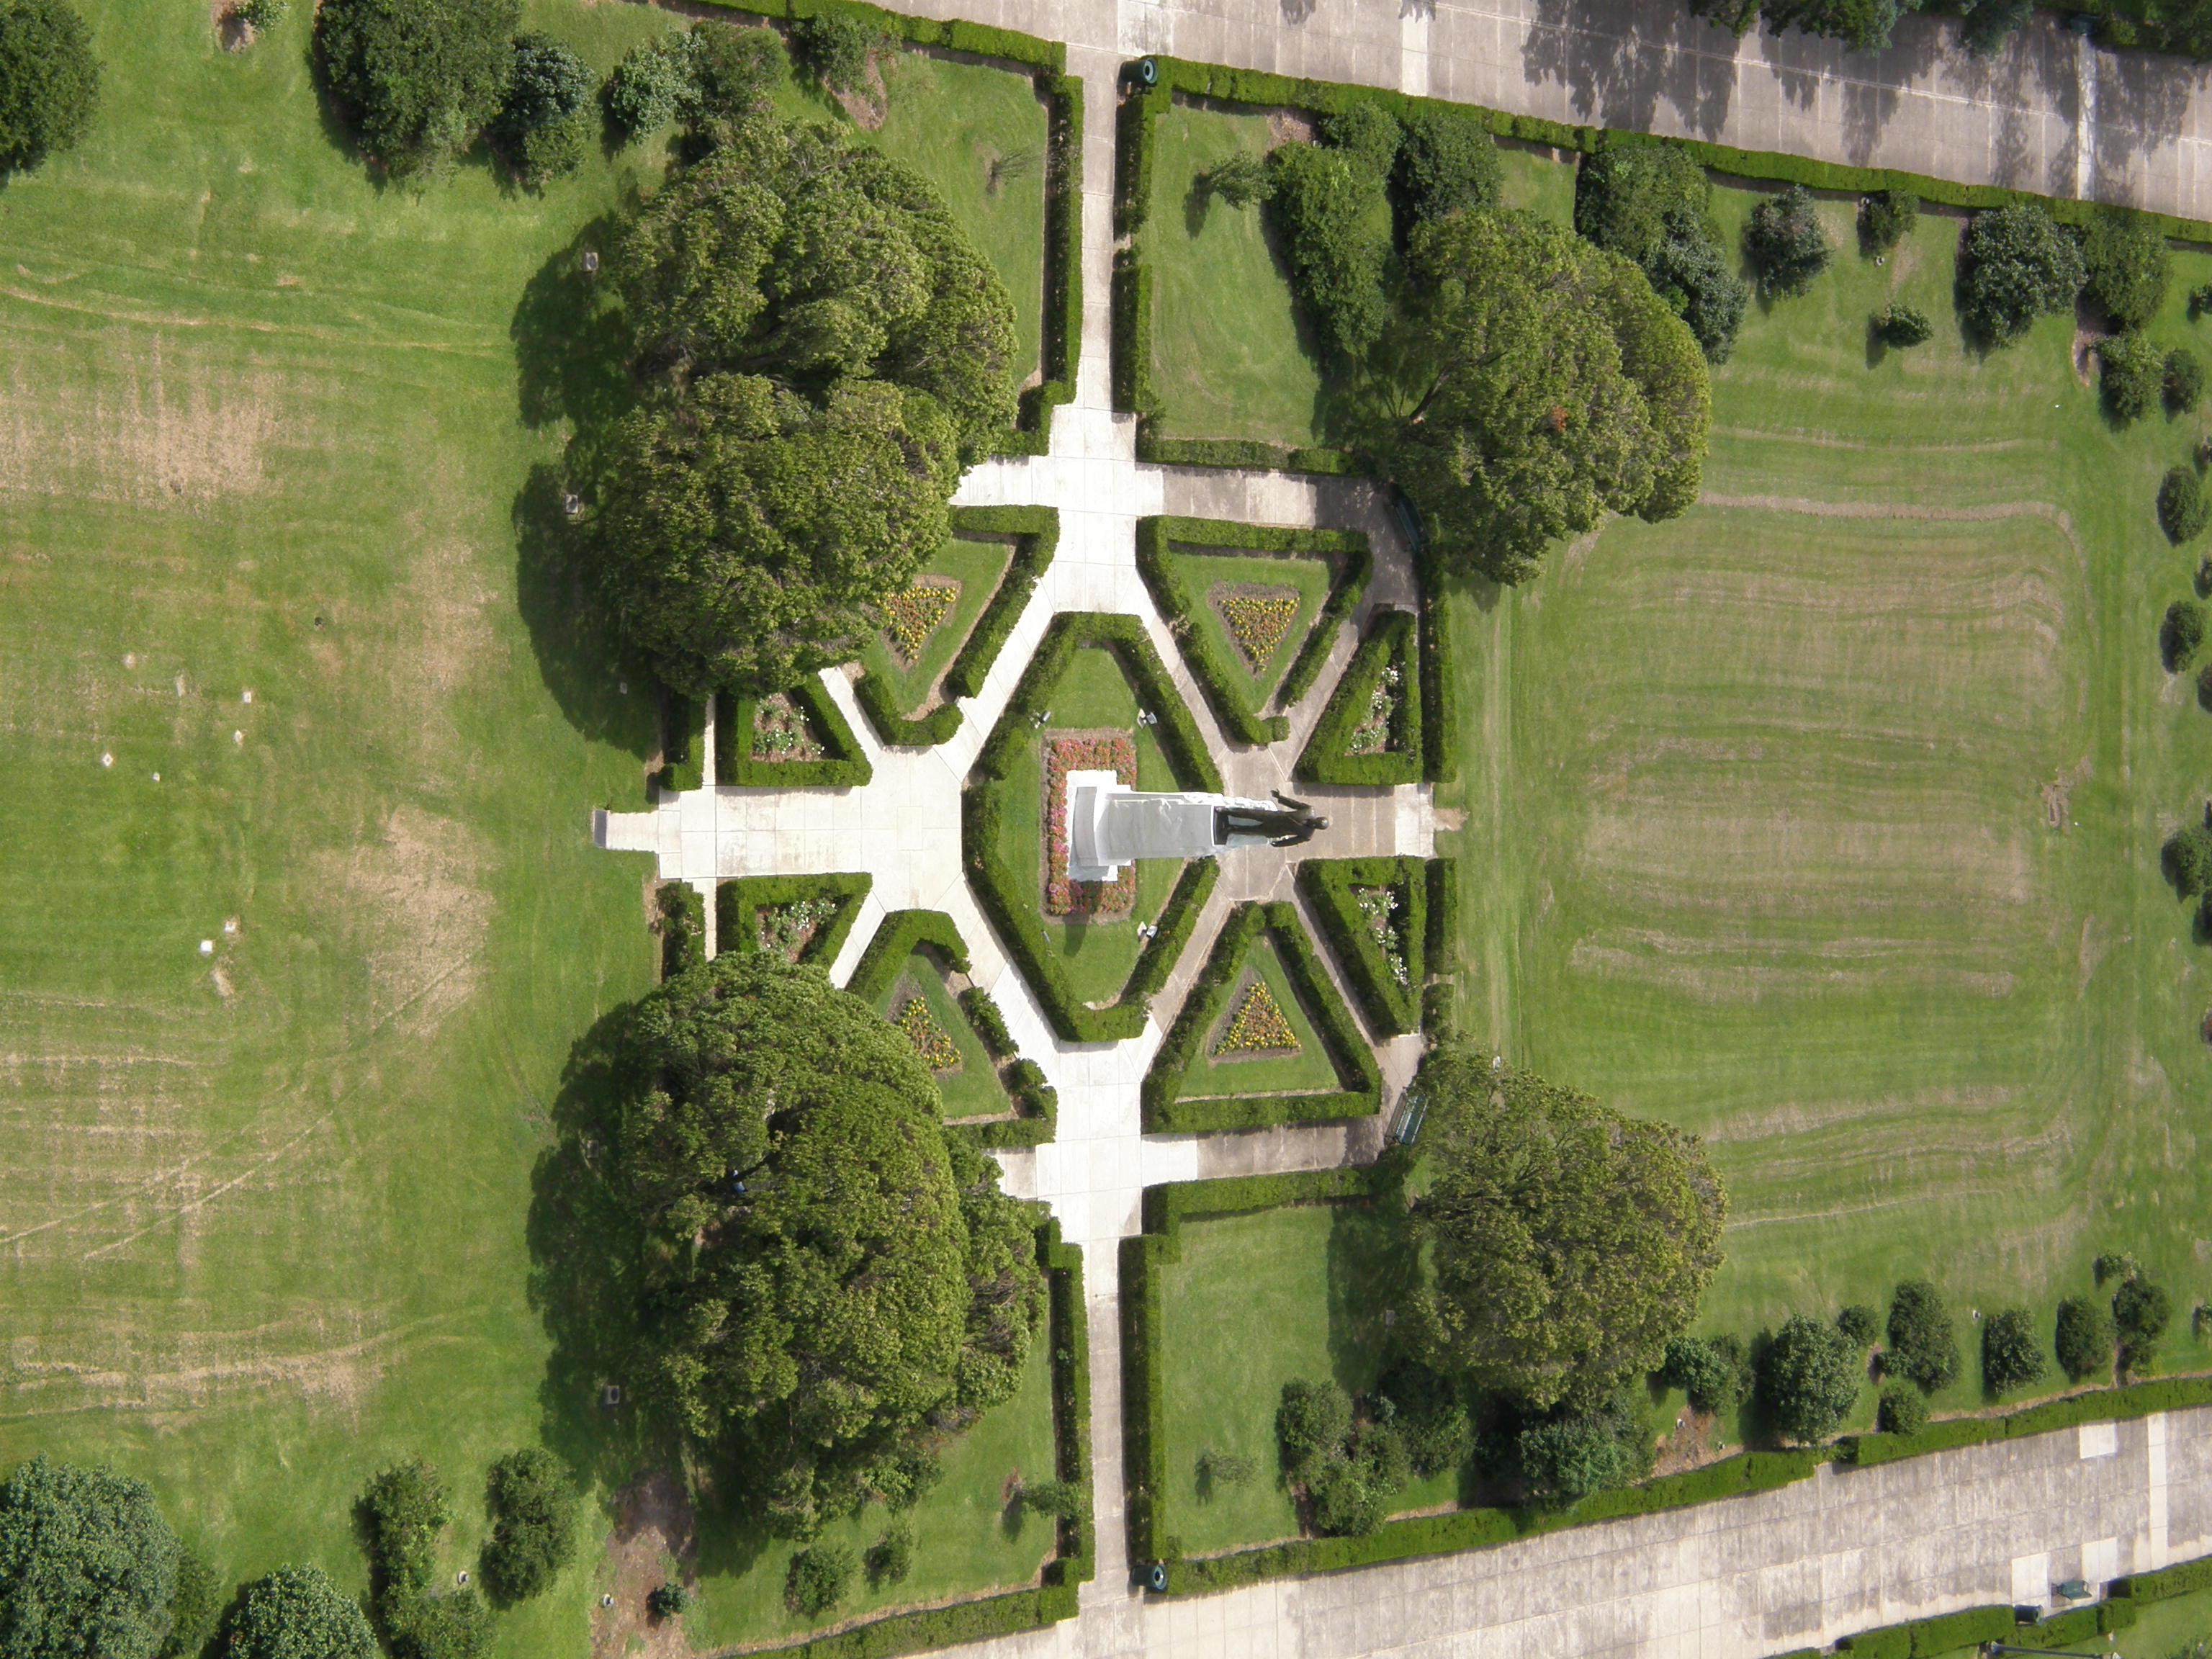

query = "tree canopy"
[
  {"left": 479, "top": 1449, "right": 576, "bottom": 1604},
  {"left": 611, "top": 954, "right": 1046, "bottom": 1532},
  {"left": 1574, "top": 143, "right": 1745, "bottom": 362},
  {"left": 1957, "top": 205, "right": 2085, "bottom": 346},
  {"left": 228, "top": 1565, "right": 378, "bottom": 1659},
  {"left": 492, "top": 33, "right": 593, "bottom": 184},
  {"left": 592, "top": 102, "right": 1017, "bottom": 695},
  {"left": 1884, "top": 1279, "right": 1959, "bottom": 1394},
  {"left": 2081, "top": 206, "right": 2170, "bottom": 330},
  {"left": 1406, "top": 1047, "right": 1727, "bottom": 1410},
  {"left": 0, "top": 0, "right": 99, "bottom": 175},
  {"left": 0, "top": 1455, "right": 181, "bottom": 1659},
  {"left": 1395, "top": 209, "right": 1712, "bottom": 586},
  {"left": 1761, "top": 1316, "right": 1861, "bottom": 1442},
  {"left": 314, "top": 0, "right": 518, "bottom": 176}
]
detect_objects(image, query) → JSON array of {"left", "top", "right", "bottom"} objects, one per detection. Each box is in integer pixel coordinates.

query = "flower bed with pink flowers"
[{"left": 1043, "top": 733, "right": 1137, "bottom": 917}]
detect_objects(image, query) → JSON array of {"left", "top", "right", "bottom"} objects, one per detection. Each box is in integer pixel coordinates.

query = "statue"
[{"left": 1065, "top": 772, "right": 1327, "bottom": 882}]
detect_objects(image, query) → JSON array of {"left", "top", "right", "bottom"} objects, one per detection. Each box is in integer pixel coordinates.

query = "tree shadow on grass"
[
  {"left": 513, "top": 464, "right": 657, "bottom": 768},
  {"left": 512, "top": 215, "right": 637, "bottom": 436},
  {"left": 1323, "top": 1187, "right": 1421, "bottom": 1395}
]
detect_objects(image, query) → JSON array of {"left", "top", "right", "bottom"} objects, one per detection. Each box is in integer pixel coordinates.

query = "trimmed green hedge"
[
  {"left": 2116, "top": 1547, "right": 2212, "bottom": 1601},
  {"left": 1295, "top": 610, "right": 1421, "bottom": 786},
  {"left": 1425, "top": 858, "right": 1458, "bottom": 977},
  {"left": 716, "top": 873, "right": 872, "bottom": 967},
  {"left": 1837, "top": 1606, "right": 2013, "bottom": 1658},
  {"left": 1141, "top": 900, "right": 1382, "bottom": 1131},
  {"left": 958, "top": 984, "right": 1015, "bottom": 1058},
  {"left": 854, "top": 507, "right": 1061, "bottom": 747},
  {"left": 1416, "top": 547, "right": 1455, "bottom": 786},
  {"left": 1296, "top": 857, "right": 1426, "bottom": 1036},
  {"left": 662, "top": 692, "right": 707, "bottom": 793},
  {"left": 1844, "top": 1374, "right": 2212, "bottom": 1467},
  {"left": 964, "top": 613, "right": 1222, "bottom": 1044},
  {"left": 1134, "top": 516, "right": 1372, "bottom": 746},
  {"left": 845, "top": 907, "right": 971, "bottom": 1002},
  {"left": 723, "top": 677, "right": 873, "bottom": 787},
  {"left": 658, "top": 881, "right": 705, "bottom": 978}
]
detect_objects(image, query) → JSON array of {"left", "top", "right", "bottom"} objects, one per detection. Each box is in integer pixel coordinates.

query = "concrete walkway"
[{"left": 584, "top": 4, "right": 2212, "bottom": 1653}]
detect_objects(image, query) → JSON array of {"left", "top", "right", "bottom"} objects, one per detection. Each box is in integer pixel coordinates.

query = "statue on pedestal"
[{"left": 1064, "top": 773, "right": 1326, "bottom": 882}]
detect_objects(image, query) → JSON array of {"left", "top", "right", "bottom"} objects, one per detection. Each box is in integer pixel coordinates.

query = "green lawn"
[
  {"left": 855, "top": 535, "right": 1016, "bottom": 715},
  {"left": 0, "top": 1, "right": 1056, "bottom": 1650},
  {"left": 993, "top": 647, "right": 1187, "bottom": 1005},
  {"left": 873, "top": 960, "right": 1012, "bottom": 1123},
  {"left": 1446, "top": 181, "right": 2212, "bottom": 1420},
  {"left": 1156, "top": 1203, "right": 1454, "bottom": 1557},
  {"left": 681, "top": 1323, "right": 1059, "bottom": 1649},
  {"left": 1163, "top": 546, "right": 1336, "bottom": 712},
  {"left": 1176, "top": 938, "right": 1344, "bottom": 1100}
]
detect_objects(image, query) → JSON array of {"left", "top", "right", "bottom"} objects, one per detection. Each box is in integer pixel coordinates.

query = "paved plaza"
[{"left": 598, "top": 3, "right": 2212, "bottom": 1653}]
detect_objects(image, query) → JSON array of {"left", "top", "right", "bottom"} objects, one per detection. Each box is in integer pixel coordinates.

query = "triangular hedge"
[
  {"left": 719, "top": 675, "right": 873, "bottom": 786},
  {"left": 1294, "top": 608, "right": 1421, "bottom": 786},
  {"left": 1295, "top": 856, "right": 1426, "bottom": 1037},
  {"left": 715, "top": 873, "right": 873, "bottom": 968}
]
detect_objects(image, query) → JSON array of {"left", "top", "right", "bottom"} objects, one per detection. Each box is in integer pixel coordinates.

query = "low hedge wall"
[
  {"left": 1134, "top": 516, "right": 1372, "bottom": 746},
  {"left": 1123, "top": 1164, "right": 1830, "bottom": 1592},
  {"left": 1425, "top": 858, "right": 1458, "bottom": 975},
  {"left": 845, "top": 907, "right": 971, "bottom": 1002},
  {"left": 770, "top": 1214, "right": 1090, "bottom": 1658},
  {"left": 1416, "top": 547, "right": 1455, "bottom": 786},
  {"left": 958, "top": 985, "right": 1015, "bottom": 1058},
  {"left": 662, "top": 692, "right": 707, "bottom": 794},
  {"left": 1294, "top": 610, "right": 1421, "bottom": 786},
  {"left": 1296, "top": 857, "right": 1426, "bottom": 1037},
  {"left": 965, "top": 613, "right": 1223, "bottom": 1044},
  {"left": 1141, "top": 901, "right": 1382, "bottom": 1131},
  {"left": 1836, "top": 1606, "right": 2014, "bottom": 1658},
  {"left": 715, "top": 873, "right": 873, "bottom": 967},
  {"left": 2116, "top": 1546, "right": 2212, "bottom": 1601},
  {"left": 657, "top": 881, "right": 705, "bottom": 979},
  {"left": 854, "top": 508, "right": 1061, "bottom": 747},
  {"left": 1843, "top": 1373, "right": 2212, "bottom": 1467},
  {"left": 723, "top": 677, "right": 873, "bottom": 787}
]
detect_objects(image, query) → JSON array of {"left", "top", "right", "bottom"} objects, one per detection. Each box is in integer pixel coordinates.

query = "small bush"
[
  {"left": 1859, "top": 189, "right": 1917, "bottom": 254},
  {"left": 1373, "top": 1357, "right": 1471, "bottom": 1476},
  {"left": 1267, "top": 140, "right": 1390, "bottom": 360},
  {"left": 1392, "top": 104, "right": 1501, "bottom": 228},
  {"left": 480, "top": 1447, "right": 576, "bottom": 1604},
  {"left": 1645, "top": 229, "right": 1748, "bottom": 364},
  {"left": 1202, "top": 151, "right": 1272, "bottom": 208},
  {"left": 1762, "top": 1314, "right": 1863, "bottom": 1443},
  {"left": 492, "top": 32, "right": 591, "bottom": 182},
  {"left": 1886, "top": 1280, "right": 1959, "bottom": 1395},
  {"left": 786, "top": 1542, "right": 855, "bottom": 1617},
  {"left": 2162, "top": 466, "right": 2210, "bottom": 544},
  {"left": 1015, "top": 1478, "right": 1084, "bottom": 1520},
  {"left": 865, "top": 1522, "right": 913, "bottom": 1588},
  {"left": 2164, "top": 600, "right": 2208, "bottom": 670},
  {"left": 1277, "top": 1378, "right": 1352, "bottom": 1483},
  {"left": 2082, "top": 207, "right": 2172, "bottom": 329},
  {"left": 868, "top": 1444, "right": 941, "bottom": 1512},
  {"left": 1961, "top": 0, "right": 2033, "bottom": 54},
  {"left": 1744, "top": 183, "right": 1832, "bottom": 296},
  {"left": 2195, "top": 282, "right": 2212, "bottom": 316},
  {"left": 647, "top": 1583, "right": 688, "bottom": 1619},
  {"left": 793, "top": 10, "right": 881, "bottom": 94},
  {"left": 1981, "top": 1307, "right": 2049, "bottom": 1396},
  {"left": 1959, "top": 204, "right": 2085, "bottom": 346},
  {"left": 2165, "top": 823, "right": 2212, "bottom": 896},
  {"left": 2114, "top": 1274, "right": 2175, "bottom": 1370},
  {"left": 1197, "top": 1447, "right": 1259, "bottom": 1491},
  {"left": 1876, "top": 303, "right": 1931, "bottom": 346},
  {"left": 1836, "top": 1304, "right": 1881, "bottom": 1348},
  {"left": 604, "top": 32, "right": 696, "bottom": 138},
  {"left": 1876, "top": 1385, "right": 1928, "bottom": 1435},
  {"left": 1660, "top": 1333, "right": 1750, "bottom": 1413},
  {"left": 2102, "top": 331, "right": 2165, "bottom": 423},
  {"left": 1517, "top": 1416, "right": 1629, "bottom": 1503},
  {"left": 2055, "top": 1293, "right": 2116, "bottom": 1381},
  {"left": 163, "top": 1550, "right": 225, "bottom": 1659},
  {"left": 235, "top": 0, "right": 287, "bottom": 27},
  {"left": 2169, "top": 348, "right": 2208, "bottom": 415},
  {"left": 1306, "top": 1457, "right": 1387, "bottom": 1537}
]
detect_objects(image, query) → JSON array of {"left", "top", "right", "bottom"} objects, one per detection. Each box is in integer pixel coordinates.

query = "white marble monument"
[{"left": 1064, "top": 775, "right": 1326, "bottom": 882}]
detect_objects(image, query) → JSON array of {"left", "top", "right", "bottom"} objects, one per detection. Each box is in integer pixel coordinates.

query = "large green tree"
[
  {"left": 0, "top": 1455, "right": 181, "bottom": 1659},
  {"left": 228, "top": 1566, "right": 377, "bottom": 1659},
  {"left": 0, "top": 0, "right": 99, "bottom": 175},
  {"left": 313, "top": 0, "right": 518, "bottom": 176},
  {"left": 1407, "top": 1047, "right": 1727, "bottom": 1410},
  {"left": 1395, "top": 209, "right": 1712, "bottom": 585},
  {"left": 612, "top": 954, "right": 1046, "bottom": 1532},
  {"left": 593, "top": 109, "right": 1017, "bottom": 695}
]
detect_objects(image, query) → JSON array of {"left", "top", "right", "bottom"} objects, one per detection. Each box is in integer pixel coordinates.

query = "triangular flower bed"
[
  {"left": 854, "top": 505, "right": 1060, "bottom": 747},
  {"left": 844, "top": 907, "right": 1058, "bottom": 1147},
  {"left": 715, "top": 873, "right": 873, "bottom": 968},
  {"left": 1294, "top": 608, "right": 1421, "bottom": 786},
  {"left": 1136, "top": 516, "right": 1372, "bottom": 747},
  {"left": 719, "top": 676, "right": 873, "bottom": 787},
  {"left": 1295, "top": 856, "right": 1428, "bottom": 1037},
  {"left": 1142, "top": 900, "right": 1380, "bottom": 1132}
]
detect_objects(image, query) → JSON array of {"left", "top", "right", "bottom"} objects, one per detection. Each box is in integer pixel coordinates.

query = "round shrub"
[
  {"left": 2198, "top": 660, "right": 2212, "bottom": 706},
  {"left": 1858, "top": 188, "right": 1917, "bottom": 254},
  {"left": 2081, "top": 207, "right": 2171, "bottom": 329},
  {"left": 2056, "top": 1293, "right": 2116, "bottom": 1381},
  {"left": 2170, "top": 348, "right": 2208, "bottom": 415},
  {"left": 235, "top": 0, "right": 288, "bottom": 27},
  {"left": 230, "top": 1565, "right": 378, "bottom": 1659},
  {"left": 647, "top": 1581, "right": 688, "bottom": 1618},
  {"left": 2164, "top": 822, "right": 2212, "bottom": 897},
  {"left": 1744, "top": 183, "right": 1833, "bottom": 297},
  {"left": 493, "top": 32, "right": 593, "bottom": 183},
  {"left": 0, "top": 1455, "right": 181, "bottom": 1659},
  {"left": 480, "top": 1447, "right": 575, "bottom": 1604},
  {"left": 1959, "top": 204, "right": 2086, "bottom": 346},
  {"left": 1517, "top": 1416, "right": 1629, "bottom": 1504},
  {"left": 865, "top": 1522, "right": 913, "bottom": 1588},
  {"left": 1876, "top": 303, "right": 1932, "bottom": 347},
  {"left": 2100, "top": 331, "right": 2164, "bottom": 423},
  {"left": 2161, "top": 467, "right": 2209, "bottom": 544},
  {"left": 1876, "top": 1384, "right": 1928, "bottom": 1435},
  {"left": 315, "top": 0, "right": 518, "bottom": 176},
  {"left": 1277, "top": 1377, "right": 1352, "bottom": 1483},
  {"left": 1836, "top": 1304, "right": 1881, "bottom": 1348},
  {"left": 1392, "top": 104, "right": 1501, "bottom": 228},
  {"left": 604, "top": 32, "right": 696, "bottom": 138},
  {"left": 1761, "top": 1314, "right": 1862, "bottom": 1444},
  {"left": 1307, "top": 1457, "right": 1387, "bottom": 1536},
  {"left": 1980, "top": 1306, "right": 2049, "bottom": 1396},
  {"left": 786, "top": 1542, "right": 855, "bottom": 1617},
  {"left": 2114, "top": 1274, "right": 2174, "bottom": 1361},
  {"left": 2164, "top": 598, "right": 2207, "bottom": 670},
  {"left": 1885, "top": 1280, "right": 1959, "bottom": 1395},
  {"left": 792, "top": 10, "right": 881, "bottom": 94},
  {"left": 0, "top": 0, "right": 97, "bottom": 175},
  {"left": 1660, "top": 1332, "right": 1749, "bottom": 1413}
]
